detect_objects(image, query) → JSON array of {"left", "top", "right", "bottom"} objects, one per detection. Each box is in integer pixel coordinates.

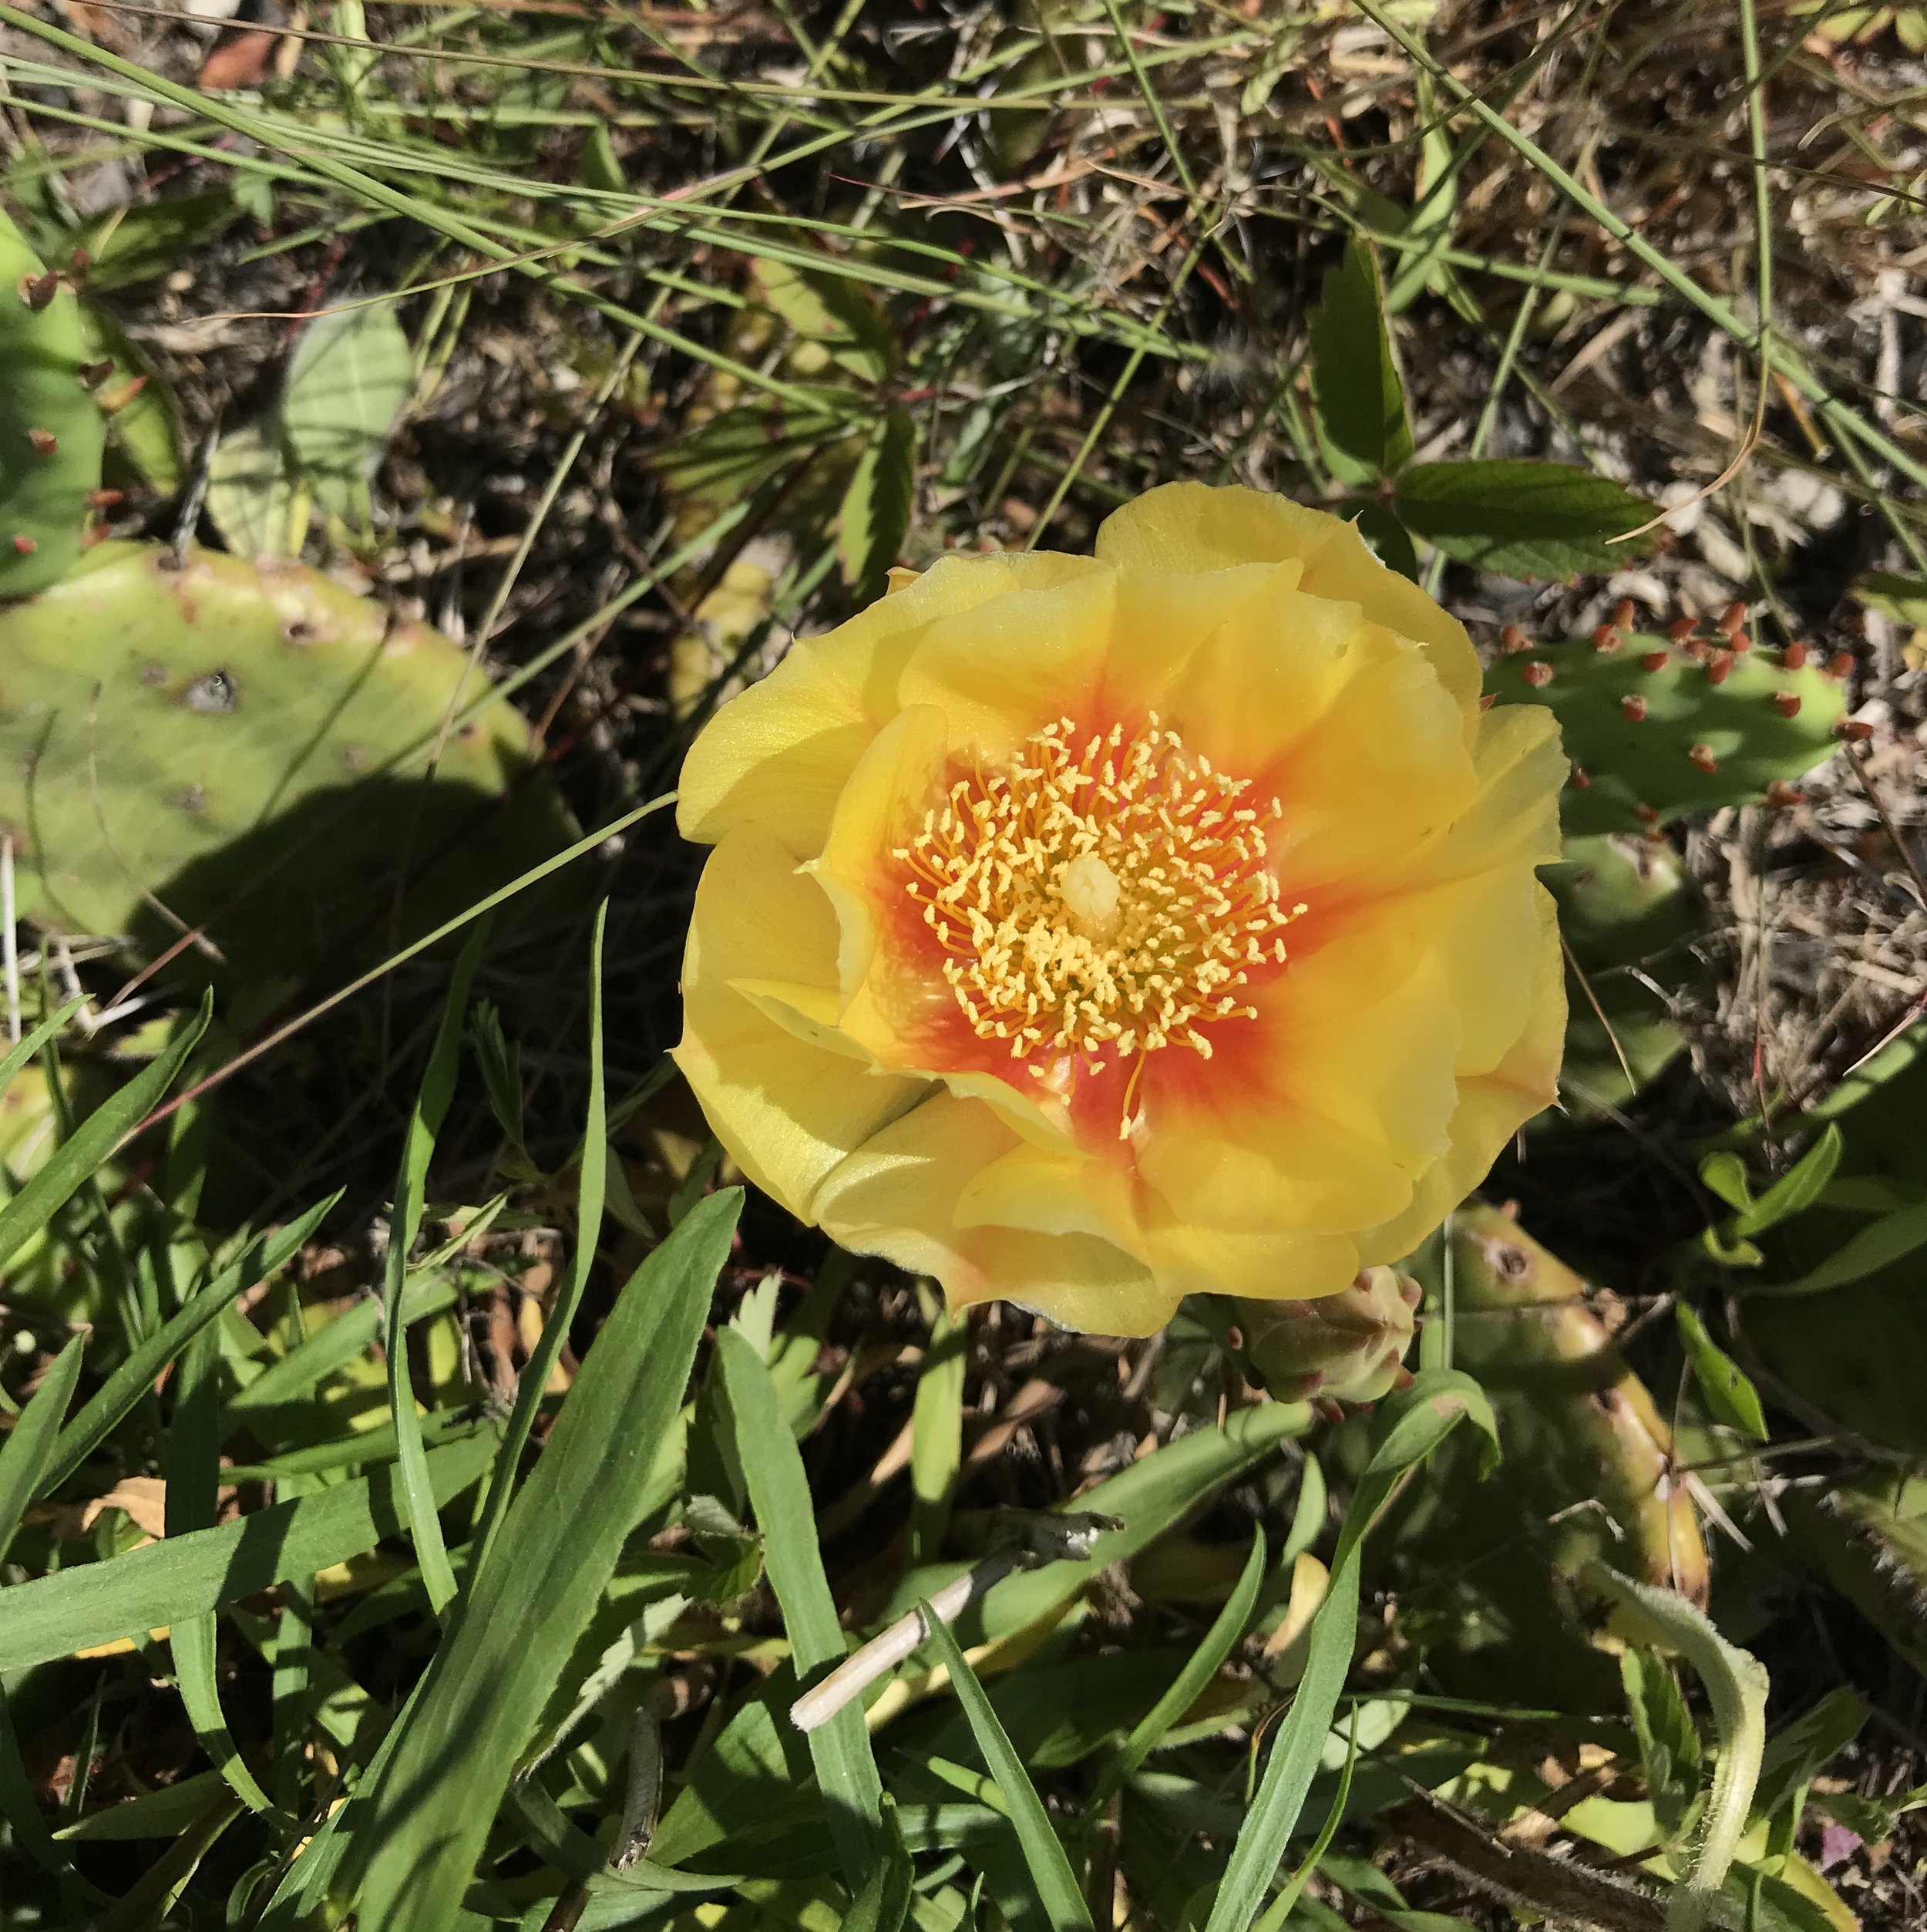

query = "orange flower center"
[{"left": 893, "top": 714, "right": 1304, "bottom": 1133}]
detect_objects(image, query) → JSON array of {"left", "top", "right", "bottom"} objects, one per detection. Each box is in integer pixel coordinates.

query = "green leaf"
[
  {"left": 226, "top": 1270, "right": 459, "bottom": 1420},
  {"left": 1854, "top": 570, "right": 1927, "bottom": 628},
  {"left": 842, "top": 1805, "right": 915, "bottom": 1932},
  {"left": 169, "top": 1253, "right": 280, "bottom": 1818},
  {"left": 331, "top": 1190, "right": 738, "bottom": 1932},
  {"left": 206, "top": 419, "right": 308, "bottom": 560},
  {"left": 916, "top": 1401, "right": 1311, "bottom": 1648},
  {"left": 471, "top": 906, "right": 609, "bottom": 1570},
  {"left": 751, "top": 256, "right": 897, "bottom": 385},
  {"left": 1700, "top": 1151, "right": 1755, "bottom": 1216},
  {"left": 0, "top": 1335, "right": 83, "bottom": 1564},
  {"left": 0, "top": 991, "right": 210, "bottom": 1275},
  {"left": 1736, "top": 1126, "right": 1844, "bottom": 1237},
  {"left": 281, "top": 300, "right": 413, "bottom": 515},
  {"left": 383, "top": 919, "right": 491, "bottom": 1615},
  {"left": 920, "top": 1611, "right": 1095, "bottom": 1932},
  {"left": 1308, "top": 237, "right": 1411, "bottom": 483},
  {"left": 1394, "top": 459, "right": 1653, "bottom": 578},
  {"left": 1353, "top": 503, "right": 1419, "bottom": 581},
  {"left": 910, "top": 1302, "right": 967, "bottom": 1564},
  {"left": 1757, "top": 1197, "right": 1927, "bottom": 1298},
  {"left": 838, "top": 406, "right": 916, "bottom": 605},
  {"left": 41, "top": 1195, "right": 338, "bottom": 1496},
  {"left": 0, "top": 1433, "right": 496, "bottom": 1673},
  {"left": 1088, "top": 1529, "right": 1265, "bottom": 1813},
  {"left": 1620, "top": 1648, "right": 1702, "bottom": 1846},
  {"left": 1202, "top": 1372, "right": 1491, "bottom": 1932},
  {"left": 719, "top": 1324, "right": 883, "bottom": 1888},
  {"left": 76, "top": 189, "right": 244, "bottom": 290},
  {"left": 0, "top": 995, "right": 84, "bottom": 1106},
  {"left": 1753, "top": 1688, "right": 1865, "bottom": 1824},
  {"left": 1676, "top": 1304, "right": 1769, "bottom": 1440}
]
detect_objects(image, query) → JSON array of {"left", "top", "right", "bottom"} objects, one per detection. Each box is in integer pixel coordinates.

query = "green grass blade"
[
  {"left": 909, "top": 1301, "right": 966, "bottom": 1564},
  {"left": 1251, "top": 1715, "right": 1360, "bottom": 1932},
  {"left": 471, "top": 901, "right": 609, "bottom": 1569},
  {"left": 0, "top": 1685, "right": 106, "bottom": 1902},
  {"left": 919, "top": 1608, "right": 1094, "bottom": 1932},
  {"left": 718, "top": 1324, "right": 884, "bottom": 1886},
  {"left": 1088, "top": 1528, "right": 1266, "bottom": 1813},
  {"left": 0, "top": 991, "right": 210, "bottom": 1274},
  {"left": 383, "top": 917, "right": 493, "bottom": 1616},
  {"left": 226, "top": 1271, "right": 459, "bottom": 1418},
  {"left": 167, "top": 1269, "right": 281, "bottom": 1819},
  {"left": 0, "top": 1432, "right": 496, "bottom": 1673},
  {"left": 1202, "top": 1372, "right": 1495, "bottom": 1932},
  {"left": 332, "top": 1188, "right": 738, "bottom": 1932},
  {"left": 0, "top": 994, "right": 84, "bottom": 1105},
  {"left": 0, "top": 1335, "right": 82, "bottom": 1566},
  {"left": 38, "top": 1194, "right": 339, "bottom": 1499}
]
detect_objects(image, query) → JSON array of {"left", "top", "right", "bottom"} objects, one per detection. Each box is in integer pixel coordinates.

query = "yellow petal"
[
  {"left": 728, "top": 979, "right": 873, "bottom": 1061},
  {"left": 1391, "top": 700, "right": 1566, "bottom": 888},
  {"left": 896, "top": 557, "right": 1296, "bottom": 760},
  {"left": 1145, "top": 1215, "right": 1360, "bottom": 1303},
  {"left": 1355, "top": 885, "right": 1565, "bottom": 1264},
  {"left": 1095, "top": 482, "right": 1481, "bottom": 724},
  {"left": 1135, "top": 921, "right": 1460, "bottom": 1234},
  {"left": 813, "top": 1092, "right": 1172, "bottom": 1336},
  {"left": 805, "top": 702, "right": 955, "bottom": 1057},
  {"left": 672, "top": 825, "right": 928, "bottom": 1218},
  {"left": 678, "top": 552, "right": 1093, "bottom": 860},
  {"left": 1183, "top": 613, "right": 1477, "bottom": 895}
]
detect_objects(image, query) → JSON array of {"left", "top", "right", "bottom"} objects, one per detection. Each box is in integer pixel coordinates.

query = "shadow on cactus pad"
[
  {"left": 1353, "top": 1205, "right": 1707, "bottom": 1706},
  {"left": 0, "top": 541, "right": 577, "bottom": 981}
]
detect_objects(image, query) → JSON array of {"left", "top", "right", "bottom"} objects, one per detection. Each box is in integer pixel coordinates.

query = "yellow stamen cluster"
[{"left": 894, "top": 714, "right": 1303, "bottom": 1133}]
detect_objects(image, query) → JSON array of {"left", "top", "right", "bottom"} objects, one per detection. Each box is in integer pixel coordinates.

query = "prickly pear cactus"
[
  {"left": 0, "top": 541, "right": 575, "bottom": 978},
  {"left": 2, "top": 210, "right": 106, "bottom": 599},
  {"left": 1547, "top": 833, "right": 1700, "bottom": 1115},
  {"left": 1236, "top": 1267, "right": 1420, "bottom": 1405},
  {"left": 1486, "top": 628, "right": 1845, "bottom": 834},
  {"left": 1358, "top": 1204, "right": 1707, "bottom": 1703}
]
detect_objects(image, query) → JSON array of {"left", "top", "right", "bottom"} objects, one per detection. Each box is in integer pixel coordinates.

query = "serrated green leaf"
[
  {"left": 1395, "top": 459, "right": 1653, "bottom": 577},
  {"left": 751, "top": 256, "right": 897, "bottom": 385},
  {"left": 1308, "top": 237, "right": 1411, "bottom": 484}
]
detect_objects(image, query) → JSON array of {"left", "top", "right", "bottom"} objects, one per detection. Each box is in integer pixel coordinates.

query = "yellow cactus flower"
[{"left": 672, "top": 483, "right": 1567, "bottom": 1337}]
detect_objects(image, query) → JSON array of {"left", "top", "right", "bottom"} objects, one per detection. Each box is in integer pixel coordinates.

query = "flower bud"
[{"left": 1236, "top": 1267, "right": 1422, "bottom": 1405}]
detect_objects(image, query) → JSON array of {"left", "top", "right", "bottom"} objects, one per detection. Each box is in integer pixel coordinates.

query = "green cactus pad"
[
  {"left": 0, "top": 541, "right": 575, "bottom": 978},
  {"left": 1546, "top": 833, "right": 1700, "bottom": 1115},
  {"left": 1, "top": 210, "right": 106, "bottom": 599},
  {"left": 1356, "top": 1205, "right": 1707, "bottom": 1702},
  {"left": 1486, "top": 631, "right": 1845, "bottom": 834}
]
